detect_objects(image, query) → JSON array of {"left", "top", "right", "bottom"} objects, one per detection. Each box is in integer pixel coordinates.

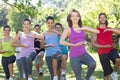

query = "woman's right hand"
[{"left": 74, "top": 42, "right": 84, "bottom": 46}]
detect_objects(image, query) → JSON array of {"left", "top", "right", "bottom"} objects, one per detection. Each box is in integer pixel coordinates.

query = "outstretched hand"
[{"left": 103, "top": 28, "right": 112, "bottom": 33}]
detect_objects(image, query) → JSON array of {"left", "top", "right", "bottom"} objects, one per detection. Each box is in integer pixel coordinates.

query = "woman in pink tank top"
[
  {"left": 12, "top": 19, "right": 41, "bottom": 80},
  {"left": 60, "top": 9, "right": 99, "bottom": 80}
]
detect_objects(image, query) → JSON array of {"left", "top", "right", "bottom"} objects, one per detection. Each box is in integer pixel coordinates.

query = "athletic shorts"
[
  {"left": 34, "top": 51, "right": 45, "bottom": 65},
  {"left": 51, "top": 51, "right": 62, "bottom": 60},
  {"left": 99, "top": 49, "right": 120, "bottom": 76}
]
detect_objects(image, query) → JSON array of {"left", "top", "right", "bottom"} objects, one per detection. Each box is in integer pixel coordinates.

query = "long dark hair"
[
  {"left": 67, "top": 9, "right": 82, "bottom": 28},
  {"left": 98, "top": 13, "right": 108, "bottom": 26}
]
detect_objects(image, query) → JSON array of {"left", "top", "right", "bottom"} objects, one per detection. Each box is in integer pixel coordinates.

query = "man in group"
[
  {"left": 91, "top": 13, "right": 120, "bottom": 80},
  {"left": 34, "top": 24, "right": 45, "bottom": 80}
]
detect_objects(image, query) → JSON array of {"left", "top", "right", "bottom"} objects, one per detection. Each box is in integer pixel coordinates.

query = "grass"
[{"left": 0, "top": 53, "right": 120, "bottom": 80}]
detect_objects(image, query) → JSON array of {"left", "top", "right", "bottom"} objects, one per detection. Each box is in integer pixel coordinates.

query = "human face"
[
  {"left": 23, "top": 21, "right": 31, "bottom": 30},
  {"left": 55, "top": 25, "right": 62, "bottom": 32},
  {"left": 70, "top": 12, "right": 80, "bottom": 24},
  {"left": 99, "top": 14, "right": 107, "bottom": 25},
  {"left": 47, "top": 19, "right": 54, "bottom": 29},
  {"left": 4, "top": 28, "right": 10, "bottom": 36},
  {"left": 34, "top": 26, "right": 40, "bottom": 33}
]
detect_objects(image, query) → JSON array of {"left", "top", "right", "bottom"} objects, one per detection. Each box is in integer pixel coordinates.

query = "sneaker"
[
  {"left": 28, "top": 78, "right": 32, "bottom": 80},
  {"left": 61, "top": 74, "right": 66, "bottom": 80},
  {"left": 53, "top": 76, "right": 58, "bottom": 80},
  {"left": 9, "top": 77, "right": 13, "bottom": 80},
  {"left": 23, "top": 74, "right": 26, "bottom": 78},
  {"left": 39, "top": 68, "right": 44, "bottom": 76},
  {"left": 89, "top": 76, "right": 95, "bottom": 80},
  {"left": 110, "top": 72, "right": 118, "bottom": 80}
]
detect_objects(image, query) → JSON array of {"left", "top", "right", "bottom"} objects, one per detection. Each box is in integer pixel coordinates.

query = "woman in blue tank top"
[{"left": 41, "top": 16, "right": 62, "bottom": 80}]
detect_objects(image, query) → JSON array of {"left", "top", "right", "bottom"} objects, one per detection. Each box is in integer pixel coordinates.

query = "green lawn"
[{"left": 0, "top": 53, "right": 120, "bottom": 80}]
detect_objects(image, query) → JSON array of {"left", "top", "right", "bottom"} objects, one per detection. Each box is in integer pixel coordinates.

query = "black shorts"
[
  {"left": 51, "top": 51, "right": 62, "bottom": 60},
  {"left": 2, "top": 55, "right": 16, "bottom": 64},
  {"left": 99, "top": 49, "right": 120, "bottom": 76}
]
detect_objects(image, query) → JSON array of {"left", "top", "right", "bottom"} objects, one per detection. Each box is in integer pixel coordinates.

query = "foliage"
[
  {"left": 0, "top": 2, "right": 8, "bottom": 27},
  {"left": 3, "top": 0, "right": 39, "bottom": 19},
  {"left": 7, "top": 8, "right": 28, "bottom": 31},
  {"left": 1, "top": 0, "right": 120, "bottom": 52}
]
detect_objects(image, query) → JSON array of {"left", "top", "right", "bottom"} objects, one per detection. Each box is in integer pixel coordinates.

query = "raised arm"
[
  {"left": 75, "top": 27, "right": 99, "bottom": 34},
  {"left": 104, "top": 28, "right": 120, "bottom": 34},
  {"left": 32, "top": 31, "right": 41, "bottom": 39},
  {"left": 84, "top": 27, "right": 99, "bottom": 34},
  {"left": 50, "top": 29, "right": 62, "bottom": 36},
  {"left": 11, "top": 33, "right": 24, "bottom": 47}
]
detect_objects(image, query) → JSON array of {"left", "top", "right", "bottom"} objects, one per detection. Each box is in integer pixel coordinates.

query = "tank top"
[
  {"left": 69, "top": 27, "right": 86, "bottom": 58},
  {"left": 44, "top": 32, "right": 61, "bottom": 57},
  {"left": 2, "top": 38, "right": 15, "bottom": 57},
  {"left": 97, "top": 27, "right": 113, "bottom": 54},
  {"left": 20, "top": 32, "right": 35, "bottom": 57}
]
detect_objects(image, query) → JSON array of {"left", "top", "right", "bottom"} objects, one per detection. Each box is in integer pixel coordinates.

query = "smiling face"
[
  {"left": 34, "top": 26, "right": 40, "bottom": 33},
  {"left": 67, "top": 9, "right": 82, "bottom": 28},
  {"left": 70, "top": 11, "right": 80, "bottom": 24},
  {"left": 98, "top": 13, "right": 108, "bottom": 26},
  {"left": 99, "top": 14, "right": 107, "bottom": 25},
  {"left": 23, "top": 21, "right": 31, "bottom": 30},
  {"left": 55, "top": 24, "right": 62, "bottom": 32},
  {"left": 4, "top": 27, "right": 10, "bottom": 36},
  {"left": 47, "top": 19, "right": 54, "bottom": 29}
]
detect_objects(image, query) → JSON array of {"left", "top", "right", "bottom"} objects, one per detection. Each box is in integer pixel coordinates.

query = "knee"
[
  {"left": 62, "top": 55, "right": 67, "bottom": 60},
  {"left": 89, "top": 62, "right": 96, "bottom": 69},
  {"left": 38, "top": 54, "right": 44, "bottom": 58},
  {"left": 115, "top": 58, "right": 120, "bottom": 64}
]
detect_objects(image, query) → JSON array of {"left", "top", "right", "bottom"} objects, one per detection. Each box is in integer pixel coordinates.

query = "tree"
[
  {"left": 3, "top": 0, "right": 39, "bottom": 19},
  {"left": 0, "top": 2, "right": 8, "bottom": 27},
  {"left": 7, "top": 8, "right": 28, "bottom": 31},
  {"left": 0, "top": 8, "right": 8, "bottom": 27}
]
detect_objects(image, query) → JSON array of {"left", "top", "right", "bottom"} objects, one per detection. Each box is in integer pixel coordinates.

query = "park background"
[{"left": 0, "top": 0, "right": 120, "bottom": 80}]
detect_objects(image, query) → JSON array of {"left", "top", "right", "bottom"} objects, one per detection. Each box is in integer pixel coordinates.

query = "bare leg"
[
  {"left": 38, "top": 54, "right": 44, "bottom": 70},
  {"left": 52, "top": 59, "right": 58, "bottom": 76},
  {"left": 61, "top": 55, "right": 67, "bottom": 74},
  {"left": 36, "top": 64, "right": 42, "bottom": 80},
  {"left": 57, "top": 69, "right": 61, "bottom": 80},
  {"left": 104, "top": 75, "right": 110, "bottom": 80},
  {"left": 114, "top": 58, "right": 120, "bottom": 72},
  {"left": 8, "top": 63, "right": 13, "bottom": 78}
]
